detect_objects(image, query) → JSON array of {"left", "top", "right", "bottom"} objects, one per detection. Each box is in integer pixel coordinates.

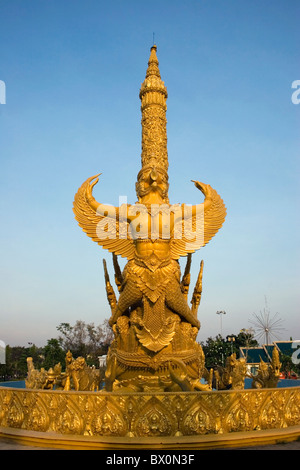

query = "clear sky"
[{"left": 0, "top": 0, "right": 299, "bottom": 347}]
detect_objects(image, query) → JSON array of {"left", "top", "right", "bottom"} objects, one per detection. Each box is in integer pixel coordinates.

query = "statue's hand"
[
  {"left": 191, "top": 180, "right": 210, "bottom": 196},
  {"left": 86, "top": 173, "right": 101, "bottom": 201}
]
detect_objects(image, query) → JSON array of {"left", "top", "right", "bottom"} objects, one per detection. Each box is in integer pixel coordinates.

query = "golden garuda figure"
[{"left": 73, "top": 45, "right": 226, "bottom": 391}]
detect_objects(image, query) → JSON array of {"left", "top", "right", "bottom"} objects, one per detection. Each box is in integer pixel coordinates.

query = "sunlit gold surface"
[
  {"left": 251, "top": 347, "right": 282, "bottom": 389},
  {"left": 0, "top": 386, "right": 299, "bottom": 440},
  {"left": 73, "top": 45, "right": 226, "bottom": 392},
  {"left": 25, "top": 353, "right": 102, "bottom": 392},
  {"left": 213, "top": 353, "right": 247, "bottom": 390}
]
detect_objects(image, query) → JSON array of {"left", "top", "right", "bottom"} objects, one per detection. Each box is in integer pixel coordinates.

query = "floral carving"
[{"left": 0, "top": 387, "right": 299, "bottom": 437}]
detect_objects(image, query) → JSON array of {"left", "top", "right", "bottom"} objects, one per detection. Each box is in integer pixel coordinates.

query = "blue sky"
[{"left": 0, "top": 0, "right": 299, "bottom": 346}]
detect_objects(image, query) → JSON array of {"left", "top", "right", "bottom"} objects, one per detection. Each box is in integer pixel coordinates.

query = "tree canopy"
[{"left": 0, "top": 319, "right": 113, "bottom": 380}]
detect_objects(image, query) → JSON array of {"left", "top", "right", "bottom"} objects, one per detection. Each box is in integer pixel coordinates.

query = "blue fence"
[{"left": 0, "top": 380, "right": 25, "bottom": 388}]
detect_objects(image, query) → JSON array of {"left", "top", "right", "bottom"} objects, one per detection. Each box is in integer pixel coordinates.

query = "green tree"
[
  {"left": 201, "top": 335, "right": 233, "bottom": 368},
  {"left": 1, "top": 344, "right": 43, "bottom": 380},
  {"left": 200, "top": 329, "right": 259, "bottom": 369},
  {"left": 56, "top": 319, "right": 113, "bottom": 365},
  {"left": 43, "top": 339, "right": 65, "bottom": 370},
  {"left": 236, "top": 328, "right": 258, "bottom": 349}
]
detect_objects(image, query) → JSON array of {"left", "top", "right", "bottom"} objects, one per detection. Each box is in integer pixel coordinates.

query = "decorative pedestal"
[{"left": 1, "top": 385, "right": 299, "bottom": 449}]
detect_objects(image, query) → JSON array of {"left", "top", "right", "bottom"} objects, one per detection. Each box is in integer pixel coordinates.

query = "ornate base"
[
  {"left": 0, "top": 385, "right": 300, "bottom": 449},
  {"left": 1, "top": 424, "right": 300, "bottom": 450}
]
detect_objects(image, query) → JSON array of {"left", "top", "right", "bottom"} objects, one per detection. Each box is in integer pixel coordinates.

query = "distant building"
[
  {"left": 240, "top": 340, "right": 300, "bottom": 375},
  {"left": 0, "top": 340, "right": 5, "bottom": 365},
  {"left": 98, "top": 355, "right": 107, "bottom": 367}
]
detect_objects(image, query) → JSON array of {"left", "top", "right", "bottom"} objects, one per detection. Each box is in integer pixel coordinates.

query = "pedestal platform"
[{"left": 0, "top": 385, "right": 299, "bottom": 449}]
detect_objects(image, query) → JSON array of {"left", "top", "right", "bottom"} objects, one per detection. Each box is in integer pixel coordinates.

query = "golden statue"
[
  {"left": 26, "top": 352, "right": 102, "bottom": 391},
  {"left": 25, "top": 357, "right": 62, "bottom": 390},
  {"left": 73, "top": 45, "right": 226, "bottom": 391},
  {"left": 63, "top": 351, "right": 101, "bottom": 391},
  {"left": 251, "top": 347, "right": 282, "bottom": 389},
  {"left": 212, "top": 353, "right": 247, "bottom": 390}
]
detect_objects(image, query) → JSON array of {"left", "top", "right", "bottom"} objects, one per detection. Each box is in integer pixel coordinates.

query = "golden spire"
[{"left": 138, "top": 45, "right": 169, "bottom": 178}]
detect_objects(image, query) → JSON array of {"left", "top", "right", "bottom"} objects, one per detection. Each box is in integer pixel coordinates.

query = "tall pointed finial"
[
  {"left": 144, "top": 44, "right": 162, "bottom": 79},
  {"left": 136, "top": 45, "right": 169, "bottom": 201}
]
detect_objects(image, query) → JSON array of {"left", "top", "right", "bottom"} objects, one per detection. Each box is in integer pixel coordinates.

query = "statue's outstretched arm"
[
  {"left": 190, "top": 181, "right": 216, "bottom": 217},
  {"left": 103, "top": 259, "right": 117, "bottom": 311},
  {"left": 180, "top": 253, "right": 192, "bottom": 299},
  {"left": 85, "top": 173, "right": 119, "bottom": 218},
  {"left": 113, "top": 254, "right": 123, "bottom": 291},
  {"left": 191, "top": 259, "right": 204, "bottom": 316}
]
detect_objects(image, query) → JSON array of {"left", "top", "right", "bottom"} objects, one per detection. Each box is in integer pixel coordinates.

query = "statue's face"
[{"left": 136, "top": 167, "right": 169, "bottom": 201}]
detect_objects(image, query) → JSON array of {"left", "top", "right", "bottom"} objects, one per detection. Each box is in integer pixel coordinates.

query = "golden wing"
[
  {"left": 73, "top": 174, "right": 135, "bottom": 260},
  {"left": 170, "top": 182, "right": 226, "bottom": 259}
]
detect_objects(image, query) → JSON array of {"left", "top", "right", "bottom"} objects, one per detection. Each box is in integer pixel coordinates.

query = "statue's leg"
[
  {"left": 109, "top": 279, "right": 143, "bottom": 326},
  {"left": 165, "top": 281, "right": 200, "bottom": 329}
]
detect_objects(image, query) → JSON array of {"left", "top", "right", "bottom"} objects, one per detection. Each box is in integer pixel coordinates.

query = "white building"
[{"left": 98, "top": 355, "right": 107, "bottom": 367}]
